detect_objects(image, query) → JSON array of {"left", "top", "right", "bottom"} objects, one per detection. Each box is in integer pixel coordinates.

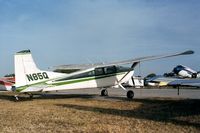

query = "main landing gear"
[
  {"left": 119, "top": 83, "right": 134, "bottom": 99},
  {"left": 100, "top": 85, "right": 134, "bottom": 99}
]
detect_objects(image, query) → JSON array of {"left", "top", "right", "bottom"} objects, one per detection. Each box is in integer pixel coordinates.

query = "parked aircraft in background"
[
  {"left": 0, "top": 75, "right": 15, "bottom": 91},
  {"left": 12, "top": 50, "right": 193, "bottom": 100},
  {"left": 164, "top": 65, "right": 200, "bottom": 78},
  {"left": 168, "top": 78, "right": 200, "bottom": 88},
  {"left": 122, "top": 76, "right": 144, "bottom": 88},
  {"left": 174, "top": 65, "right": 200, "bottom": 78},
  {"left": 145, "top": 65, "right": 200, "bottom": 87},
  {"left": 145, "top": 75, "right": 179, "bottom": 87}
]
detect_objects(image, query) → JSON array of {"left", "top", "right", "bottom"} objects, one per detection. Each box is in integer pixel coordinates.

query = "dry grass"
[{"left": 0, "top": 93, "right": 199, "bottom": 133}]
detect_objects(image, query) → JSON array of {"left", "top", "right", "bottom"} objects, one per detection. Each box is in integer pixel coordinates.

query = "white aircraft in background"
[
  {"left": 171, "top": 65, "right": 200, "bottom": 78},
  {"left": 145, "top": 65, "right": 200, "bottom": 87},
  {"left": 168, "top": 65, "right": 200, "bottom": 87},
  {"left": 12, "top": 50, "right": 193, "bottom": 100}
]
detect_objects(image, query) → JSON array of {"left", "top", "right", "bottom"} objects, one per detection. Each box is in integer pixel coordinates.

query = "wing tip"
[{"left": 181, "top": 50, "right": 194, "bottom": 55}]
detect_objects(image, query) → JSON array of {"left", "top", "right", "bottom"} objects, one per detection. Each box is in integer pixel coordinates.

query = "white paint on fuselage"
[{"left": 42, "top": 71, "right": 133, "bottom": 92}]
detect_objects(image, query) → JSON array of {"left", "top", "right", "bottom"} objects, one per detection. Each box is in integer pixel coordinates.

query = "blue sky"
[{"left": 0, "top": 0, "right": 199, "bottom": 76}]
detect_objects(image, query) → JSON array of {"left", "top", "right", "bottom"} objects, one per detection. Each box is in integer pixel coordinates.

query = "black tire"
[
  {"left": 127, "top": 90, "right": 134, "bottom": 99},
  {"left": 101, "top": 89, "right": 108, "bottom": 96}
]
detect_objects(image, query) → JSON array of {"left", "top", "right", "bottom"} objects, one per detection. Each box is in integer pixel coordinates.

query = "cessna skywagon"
[{"left": 13, "top": 50, "right": 194, "bottom": 100}]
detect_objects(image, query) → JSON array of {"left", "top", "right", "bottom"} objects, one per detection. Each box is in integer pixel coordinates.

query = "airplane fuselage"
[{"left": 17, "top": 66, "right": 134, "bottom": 93}]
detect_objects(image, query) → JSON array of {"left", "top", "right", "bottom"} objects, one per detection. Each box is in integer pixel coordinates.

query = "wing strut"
[{"left": 131, "top": 62, "right": 139, "bottom": 68}]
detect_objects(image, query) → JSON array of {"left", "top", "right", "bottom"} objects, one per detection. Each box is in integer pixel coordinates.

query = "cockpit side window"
[
  {"left": 95, "top": 66, "right": 117, "bottom": 76},
  {"left": 95, "top": 68, "right": 104, "bottom": 76},
  {"left": 104, "top": 66, "right": 117, "bottom": 74}
]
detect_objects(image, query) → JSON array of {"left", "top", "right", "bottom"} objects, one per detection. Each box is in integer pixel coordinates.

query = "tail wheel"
[
  {"left": 14, "top": 95, "right": 19, "bottom": 101},
  {"left": 127, "top": 90, "right": 134, "bottom": 99},
  {"left": 101, "top": 89, "right": 108, "bottom": 96}
]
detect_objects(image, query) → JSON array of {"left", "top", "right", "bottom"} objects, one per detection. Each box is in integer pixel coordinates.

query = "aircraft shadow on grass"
[{"left": 56, "top": 98, "right": 200, "bottom": 129}]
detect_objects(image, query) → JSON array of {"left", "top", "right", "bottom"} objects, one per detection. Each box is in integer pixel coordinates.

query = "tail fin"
[{"left": 15, "top": 50, "right": 65, "bottom": 87}]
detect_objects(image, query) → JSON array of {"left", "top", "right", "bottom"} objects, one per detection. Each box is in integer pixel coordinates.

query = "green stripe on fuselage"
[
  {"left": 16, "top": 81, "right": 49, "bottom": 92},
  {"left": 16, "top": 72, "right": 127, "bottom": 92},
  {"left": 51, "top": 72, "right": 126, "bottom": 86}
]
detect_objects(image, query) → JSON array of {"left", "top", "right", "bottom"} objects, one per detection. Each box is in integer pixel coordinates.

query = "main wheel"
[
  {"left": 127, "top": 90, "right": 134, "bottom": 99},
  {"left": 101, "top": 89, "right": 108, "bottom": 96}
]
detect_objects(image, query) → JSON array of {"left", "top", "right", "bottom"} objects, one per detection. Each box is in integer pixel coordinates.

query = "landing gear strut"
[
  {"left": 119, "top": 83, "right": 134, "bottom": 99},
  {"left": 101, "top": 89, "right": 108, "bottom": 96}
]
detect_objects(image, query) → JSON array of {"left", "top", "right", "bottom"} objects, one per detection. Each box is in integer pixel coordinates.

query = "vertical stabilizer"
[
  {"left": 15, "top": 50, "right": 41, "bottom": 87},
  {"left": 15, "top": 50, "right": 66, "bottom": 88}
]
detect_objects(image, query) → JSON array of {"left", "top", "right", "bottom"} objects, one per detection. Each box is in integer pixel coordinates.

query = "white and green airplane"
[{"left": 13, "top": 50, "right": 194, "bottom": 100}]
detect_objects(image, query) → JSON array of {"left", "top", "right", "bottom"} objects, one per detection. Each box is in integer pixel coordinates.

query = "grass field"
[{"left": 0, "top": 93, "right": 199, "bottom": 133}]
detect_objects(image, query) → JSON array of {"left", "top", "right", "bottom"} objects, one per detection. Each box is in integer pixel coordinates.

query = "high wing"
[{"left": 54, "top": 50, "right": 194, "bottom": 72}]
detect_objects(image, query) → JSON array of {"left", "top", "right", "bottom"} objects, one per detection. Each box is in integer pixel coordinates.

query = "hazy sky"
[{"left": 0, "top": 0, "right": 199, "bottom": 76}]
